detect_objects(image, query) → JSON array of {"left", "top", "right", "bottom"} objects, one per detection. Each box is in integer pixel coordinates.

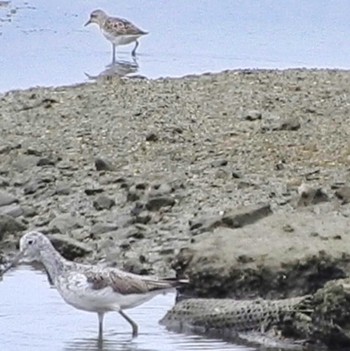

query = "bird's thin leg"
[
  {"left": 112, "top": 44, "right": 116, "bottom": 63},
  {"left": 98, "top": 312, "right": 104, "bottom": 339},
  {"left": 132, "top": 41, "right": 139, "bottom": 57},
  {"left": 119, "top": 310, "right": 139, "bottom": 337}
]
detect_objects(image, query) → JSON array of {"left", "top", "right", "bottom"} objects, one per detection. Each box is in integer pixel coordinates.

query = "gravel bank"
[{"left": 1, "top": 69, "right": 350, "bottom": 285}]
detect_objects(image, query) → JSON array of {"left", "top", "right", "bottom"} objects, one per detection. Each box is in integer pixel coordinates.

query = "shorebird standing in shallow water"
[
  {"left": 85, "top": 9, "right": 148, "bottom": 62},
  {"left": 1, "top": 231, "right": 187, "bottom": 339}
]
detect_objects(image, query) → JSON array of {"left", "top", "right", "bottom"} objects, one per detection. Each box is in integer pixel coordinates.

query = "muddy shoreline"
[{"left": 1, "top": 69, "right": 350, "bottom": 293}]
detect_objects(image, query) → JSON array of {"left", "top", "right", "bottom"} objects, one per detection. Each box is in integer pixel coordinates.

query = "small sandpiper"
[
  {"left": 85, "top": 9, "right": 148, "bottom": 62},
  {"left": 1, "top": 231, "right": 187, "bottom": 339}
]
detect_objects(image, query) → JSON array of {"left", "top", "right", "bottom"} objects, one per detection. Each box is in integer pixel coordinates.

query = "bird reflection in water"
[{"left": 85, "top": 57, "right": 139, "bottom": 81}]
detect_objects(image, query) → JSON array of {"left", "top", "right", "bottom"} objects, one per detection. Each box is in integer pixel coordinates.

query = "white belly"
[
  {"left": 57, "top": 277, "right": 169, "bottom": 313},
  {"left": 102, "top": 31, "right": 141, "bottom": 46}
]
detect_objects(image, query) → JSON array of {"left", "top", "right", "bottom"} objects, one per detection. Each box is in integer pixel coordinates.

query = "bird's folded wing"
[
  {"left": 105, "top": 17, "right": 145, "bottom": 36},
  {"left": 85, "top": 268, "right": 174, "bottom": 295}
]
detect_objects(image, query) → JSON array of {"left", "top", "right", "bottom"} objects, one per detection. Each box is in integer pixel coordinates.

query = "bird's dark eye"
[{"left": 28, "top": 240, "right": 33, "bottom": 245}]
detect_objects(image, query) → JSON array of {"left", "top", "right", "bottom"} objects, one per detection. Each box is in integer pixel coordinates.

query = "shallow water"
[
  {"left": 0, "top": 266, "right": 255, "bottom": 351},
  {"left": 1, "top": 0, "right": 350, "bottom": 91}
]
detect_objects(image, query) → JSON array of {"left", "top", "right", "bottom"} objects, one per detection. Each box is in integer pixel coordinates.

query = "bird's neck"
[{"left": 39, "top": 243, "right": 67, "bottom": 284}]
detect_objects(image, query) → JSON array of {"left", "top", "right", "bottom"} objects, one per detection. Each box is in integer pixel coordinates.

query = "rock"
[
  {"left": 278, "top": 117, "right": 301, "bottom": 131},
  {"left": 145, "top": 132, "right": 159, "bottom": 142},
  {"left": 127, "top": 182, "right": 148, "bottom": 202},
  {"left": 172, "top": 211, "right": 350, "bottom": 299},
  {"left": 0, "top": 214, "right": 26, "bottom": 239},
  {"left": 135, "top": 211, "right": 151, "bottom": 224},
  {"left": 94, "top": 157, "right": 114, "bottom": 171},
  {"left": 93, "top": 195, "right": 115, "bottom": 210},
  {"left": 0, "top": 204, "right": 23, "bottom": 218},
  {"left": 0, "top": 191, "right": 18, "bottom": 207},
  {"left": 148, "top": 182, "right": 173, "bottom": 197},
  {"left": 261, "top": 114, "right": 301, "bottom": 132},
  {"left": 22, "top": 206, "right": 38, "bottom": 218},
  {"left": 48, "top": 234, "right": 92, "bottom": 260},
  {"left": 11, "top": 155, "right": 38, "bottom": 172},
  {"left": 130, "top": 202, "right": 145, "bottom": 216},
  {"left": 189, "top": 214, "right": 223, "bottom": 234},
  {"left": 85, "top": 188, "right": 104, "bottom": 196},
  {"left": 122, "top": 256, "right": 150, "bottom": 275},
  {"left": 145, "top": 196, "right": 175, "bottom": 211},
  {"left": 91, "top": 222, "right": 119, "bottom": 235},
  {"left": 24, "top": 147, "right": 42, "bottom": 156},
  {"left": 0, "top": 176, "right": 9, "bottom": 187},
  {"left": 37, "top": 156, "right": 57, "bottom": 166},
  {"left": 49, "top": 213, "right": 84, "bottom": 234},
  {"left": 54, "top": 184, "right": 71, "bottom": 195},
  {"left": 114, "top": 214, "right": 134, "bottom": 228},
  {"left": 335, "top": 186, "right": 350, "bottom": 204},
  {"left": 231, "top": 171, "right": 242, "bottom": 179},
  {"left": 221, "top": 203, "right": 272, "bottom": 228},
  {"left": 189, "top": 204, "right": 272, "bottom": 235},
  {"left": 242, "top": 110, "right": 262, "bottom": 121},
  {"left": 23, "top": 179, "right": 45, "bottom": 195},
  {"left": 211, "top": 159, "right": 228, "bottom": 167}
]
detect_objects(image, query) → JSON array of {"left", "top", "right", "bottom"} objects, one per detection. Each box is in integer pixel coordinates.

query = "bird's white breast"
[{"left": 102, "top": 30, "right": 141, "bottom": 46}]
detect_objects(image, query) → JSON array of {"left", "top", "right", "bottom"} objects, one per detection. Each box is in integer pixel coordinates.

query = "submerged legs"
[
  {"left": 131, "top": 41, "right": 139, "bottom": 57},
  {"left": 119, "top": 310, "right": 139, "bottom": 337}
]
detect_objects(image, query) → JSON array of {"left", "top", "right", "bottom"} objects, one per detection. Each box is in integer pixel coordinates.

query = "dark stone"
[
  {"left": 0, "top": 176, "right": 10, "bottom": 187},
  {"left": 127, "top": 183, "right": 148, "bottom": 202},
  {"left": 211, "top": 159, "right": 228, "bottom": 167},
  {"left": 24, "top": 147, "right": 42, "bottom": 156},
  {"left": 279, "top": 117, "right": 301, "bottom": 131},
  {"left": 261, "top": 115, "right": 300, "bottom": 132},
  {"left": 95, "top": 157, "right": 114, "bottom": 171},
  {"left": 48, "top": 234, "right": 92, "bottom": 260},
  {"left": 93, "top": 195, "right": 116, "bottom": 210},
  {"left": 221, "top": 203, "right": 272, "bottom": 228},
  {"left": 23, "top": 180, "right": 45, "bottom": 195},
  {"left": 231, "top": 171, "right": 241, "bottom": 179},
  {"left": 145, "top": 132, "right": 159, "bottom": 142},
  {"left": 85, "top": 188, "right": 104, "bottom": 196},
  {"left": 242, "top": 110, "right": 262, "bottom": 121},
  {"left": 0, "top": 214, "right": 26, "bottom": 239},
  {"left": 37, "top": 157, "right": 57, "bottom": 166},
  {"left": 189, "top": 214, "right": 223, "bottom": 234},
  {"left": 146, "top": 196, "right": 175, "bottom": 211},
  {"left": 335, "top": 186, "right": 350, "bottom": 204},
  {"left": 135, "top": 211, "right": 152, "bottom": 224},
  {"left": 130, "top": 202, "right": 145, "bottom": 216}
]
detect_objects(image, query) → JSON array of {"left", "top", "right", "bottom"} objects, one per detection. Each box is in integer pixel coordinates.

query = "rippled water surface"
[
  {"left": 0, "top": 267, "right": 255, "bottom": 351},
  {"left": 0, "top": 0, "right": 350, "bottom": 91}
]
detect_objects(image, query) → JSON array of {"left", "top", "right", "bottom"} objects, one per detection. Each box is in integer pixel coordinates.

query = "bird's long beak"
[
  {"left": 0, "top": 251, "right": 24, "bottom": 276},
  {"left": 84, "top": 19, "right": 92, "bottom": 27}
]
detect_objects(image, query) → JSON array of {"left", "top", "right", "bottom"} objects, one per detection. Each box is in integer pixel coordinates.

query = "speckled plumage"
[
  {"left": 1, "top": 231, "right": 185, "bottom": 338},
  {"left": 85, "top": 9, "right": 148, "bottom": 61}
]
